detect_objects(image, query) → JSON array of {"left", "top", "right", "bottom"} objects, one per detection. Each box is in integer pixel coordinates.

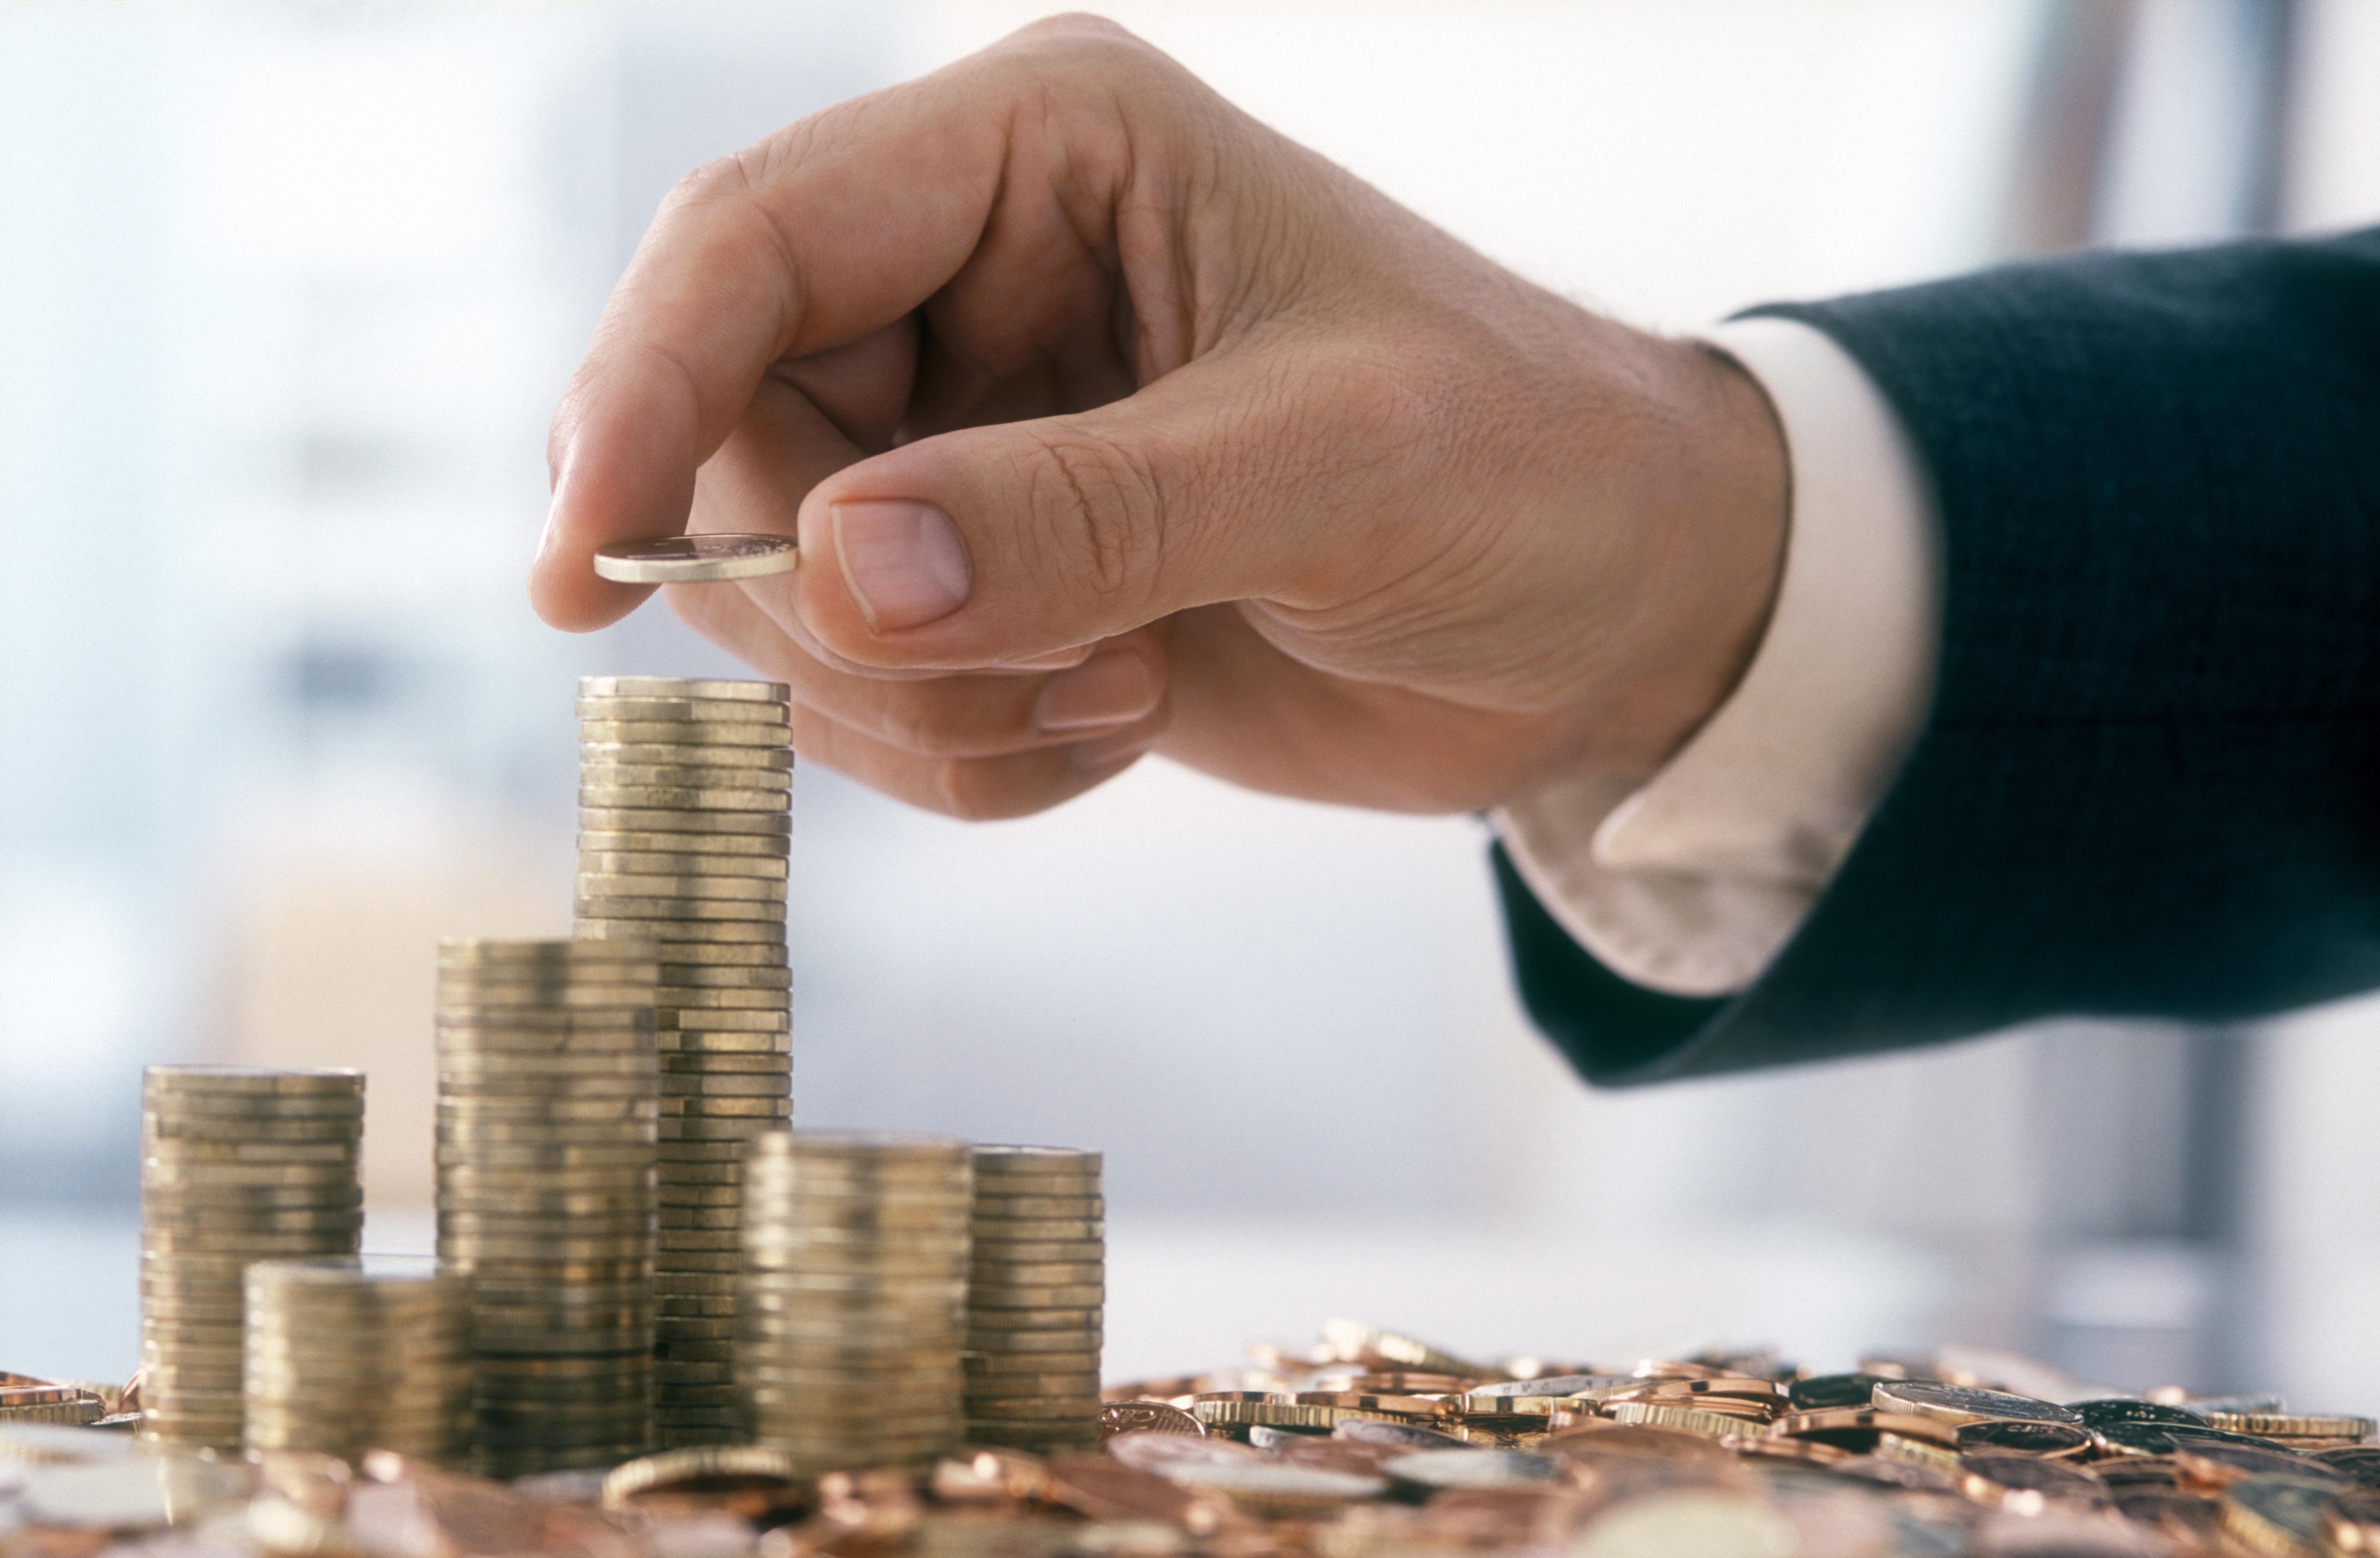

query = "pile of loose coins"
[
  {"left": 738, "top": 1131, "right": 974, "bottom": 1475},
  {"left": 435, "top": 938, "right": 661, "bottom": 1476},
  {"left": 241, "top": 1256, "right": 471, "bottom": 1463},
  {"left": 139, "top": 1066, "right": 364, "bottom": 1450},
  {"left": 963, "top": 1146, "right": 1105, "bottom": 1452},
  {"left": 575, "top": 674, "right": 795, "bottom": 1447}
]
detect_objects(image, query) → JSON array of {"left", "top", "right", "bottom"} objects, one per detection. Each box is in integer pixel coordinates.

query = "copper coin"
[{"left": 1041, "top": 1456, "right": 1217, "bottom": 1530}]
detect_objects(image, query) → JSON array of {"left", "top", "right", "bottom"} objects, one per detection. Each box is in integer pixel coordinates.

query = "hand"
[{"left": 531, "top": 15, "right": 1788, "bottom": 820}]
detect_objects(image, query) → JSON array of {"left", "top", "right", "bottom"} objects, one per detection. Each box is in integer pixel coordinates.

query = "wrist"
[{"left": 1539, "top": 326, "right": 1790, "bottom": 790}]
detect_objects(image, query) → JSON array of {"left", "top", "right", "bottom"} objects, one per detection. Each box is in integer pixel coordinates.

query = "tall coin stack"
[
  {"left": 574, "top": 675, "right": 795, "bottom": 1447},
  {"left": 435, "top": 938, "right": 660, "bottom": 1476},
  {"left": 140, "top": 1066, "right": 365, "bottom": 1451},
  {"left": 738, "top": 1131, "right": 973, "bottom": 1475},
  {"left": 962, "top": 1146, "right": 1105, "bottom": 1452},
  {"left": 243, "top": 1256, "right": 472, "bottom": 1464}
]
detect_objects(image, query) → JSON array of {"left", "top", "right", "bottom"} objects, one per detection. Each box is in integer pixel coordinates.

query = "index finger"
[{"left": 529, "top": 61, "right": 1014, "bottom": 631}]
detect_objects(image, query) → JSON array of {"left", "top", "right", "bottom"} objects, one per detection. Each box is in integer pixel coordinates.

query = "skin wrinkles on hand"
[{"left": 534, "top": 15, "right": 1786, "bottom": 824}]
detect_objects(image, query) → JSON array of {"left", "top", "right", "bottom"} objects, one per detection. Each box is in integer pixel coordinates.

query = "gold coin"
[
  {"left": 579, "top": 917, "right": 784, "bottom": 945},
  {"left": 968, "top": 1260, "right": 1103, "bottom": 1286},
  {"left": 580, "top": 851, "right": 788, "bottom": 881},
  {"left": 973, "top": 1146, "right": 1100, "bottom": 1171},
  {"left": 659, "top": 1011, "right": 791, "bottom": 1035},
  {"left": 662, "top": 1054, "right": 790, "bottom": 1078},
  {"left": 144, "top": 1116, "right": 361, "bottom": 1145},
  {"left": 577, "top": 874, "right": 786, "bottom": 904},
  {"left": 1192, "top": 1401, "right": 1394, "bottom": 1430},
  {"left": 963, "top": 1328, "right": 1104, "bottom": 1355},
  {"left": 581, "top": 760, "right": 792, "bottom": 790},
  {"left": 2206, "top": 1412, "right": 2377, "bottom": 1440},
  {"left": 652, "top": 1037, "right": 790, "bottom": 1061},
  {"left": 581, "top": 676, "right": 787, "bottom": 703},
  {"left": 139, "top": 1161, "right": 357, "bottom": 1187},
  {"left": 1603, "top": 1402, "right": 1751, "bottom": 1437},
  {"left": 969, "top": 1217, "right": 1105, "bottom": 1243},
  {"left": 577, "top": 693, "right": 791, "bottom": 721},
  {"left": 142, "top": 1093, "right": 364, "bottom": 1119},
  {"left": 143, "top": 1066, "right": 364, "bottom": 1094},
  {"left": 972, "top": 1194, "right": 1105, "bottom": 1220},
  {"left": 143, "top": 1176, "right": 361, "bottom": 1203},
  {"left": 439, "top": 935, "right": 658, "bottom": 963},
  {"left": 581, "top": 745, "right": 794, "bottom": 776},
  {"left": 580, "top": 785, "right": 788, "bottom": 813},
  {"left": 436, "top": 1005, "right": 654, "bottom": 1027},
  {"left": 579, "top": 832, "right": 789, "bottom": 863},
  {"left": 600, "top": 1443, "right": 803, "bottom": 1506},
  {"left": 578, "top": 722, "right": 792, "bottom": 753},
  {"left": 438, "top": 1081, "right": 656, "bottom": 1107},
  {"left": 578, "top": 901, "right": 785, "bottom": 929},
  {"left": 970, "top": 1240, "right": 1105, "bottom": 1266},
  {"left": 655, "top": 970, "right": 793, "bottom": 996},
  {"left": 966, "top": 1282, "right": 1103, "bottom": 1308},
  {"left": 962, "top": 1373, "right": 1102, "bottom": 1399},
  {"left": 576, "top": 806, "right": 791, "bottom": 837}
]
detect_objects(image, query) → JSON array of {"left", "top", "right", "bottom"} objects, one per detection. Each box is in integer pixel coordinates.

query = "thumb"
[{"left": 764, "top": 350, "right": 1379, "bottom": 670}]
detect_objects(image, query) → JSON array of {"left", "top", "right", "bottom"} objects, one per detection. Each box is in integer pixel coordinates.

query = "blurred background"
[{"left": 4, "top": 0, "right": 2378, "bottom": 1404}]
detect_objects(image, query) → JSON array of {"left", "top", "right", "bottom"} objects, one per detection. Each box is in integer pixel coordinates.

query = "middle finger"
[{"left": 667, "top": 579, "right": 1164, "bottom": 761}]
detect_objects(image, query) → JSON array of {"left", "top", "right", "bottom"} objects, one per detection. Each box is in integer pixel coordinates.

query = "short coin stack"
[
  {"left": 140, "top": 1066, "right": 365, "bottom": 1450},
  {"left": 963, "top": 1145, "right": 1106, "bottom": 1452},
  {"left": 738, "top": 1131, "right": 973, "bottom": 1475},
  {"left": 574, "top": 674, "right": 796, "bottom": 1446},
  {"left": 242, "top": 1256, "right": 472, "bottom": 1464},
  {"left": 435, "top": 938, "right": 660, "bottom": 1476}
]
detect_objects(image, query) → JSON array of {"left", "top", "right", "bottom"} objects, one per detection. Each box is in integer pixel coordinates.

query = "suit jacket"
[{"left": 1499, "top": 227, "right": 2380, "bottom": 1086}]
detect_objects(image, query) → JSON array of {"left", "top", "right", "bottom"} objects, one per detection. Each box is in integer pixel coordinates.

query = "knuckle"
[
  {"left": 1002, "top": 15, "right": 1191, "bottom": 118},
  {"left": 1019, "top": 427, "right": 1165, "bottom": 611},
  {"left": 873, "top": 687, "right": 983, "bottom": 760},
  {"left": 932, "top": 758, "right": 1044, "bottom": 823},
  {"left": 660, "top": 151, "right": 753, "bottom": 215}
]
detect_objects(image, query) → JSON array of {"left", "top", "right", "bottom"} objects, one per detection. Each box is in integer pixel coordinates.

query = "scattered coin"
[
  {"left": 1383, "top": 1449, "right": 1567, "bottom": 1490},
  {"left": 2222, "top": 1474, "right": 2346, "bottom": 1556},
  {"left": 1870, "top": 1380, "right": 2083, "bottom": 1428}
]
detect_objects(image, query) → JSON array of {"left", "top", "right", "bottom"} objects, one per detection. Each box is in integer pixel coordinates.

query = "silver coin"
[{"left": 593, "top": 534, "right": 799, "bottom": 584}]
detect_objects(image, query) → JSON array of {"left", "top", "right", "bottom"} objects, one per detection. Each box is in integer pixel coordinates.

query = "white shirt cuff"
[{"left": 1491, "top": 316, "right": 1943, "bottom": 997}]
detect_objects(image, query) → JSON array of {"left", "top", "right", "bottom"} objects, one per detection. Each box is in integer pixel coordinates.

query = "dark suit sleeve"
[{"left": 1501, "top": 227, "right": 2380, "bottom": 1087}]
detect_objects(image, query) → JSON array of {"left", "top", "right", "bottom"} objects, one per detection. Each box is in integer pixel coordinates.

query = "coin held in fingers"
[{"left": 595, "top": 534, "right": 799, "bottom": 584}]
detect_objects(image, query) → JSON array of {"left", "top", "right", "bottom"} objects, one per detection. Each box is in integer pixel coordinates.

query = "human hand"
[{"left": 531, "top": 15, "right": 1787, "bottom": 820}]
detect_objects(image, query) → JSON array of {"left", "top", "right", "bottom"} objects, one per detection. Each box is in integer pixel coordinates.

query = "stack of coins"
[
  {"left": 738, "top": 1131, "right": 973, "bottom": 1475},
  {"left": 574, "top": 675, "right": 796, "bottom": 1447},
  {"left": 435, "top": 938, "right": 660, "bottom": 1476},
  {"left": 243, "top": 1256, "right": 472, "bottom": 1463},
  {"left": 963, "top": 1146, "right": 1105, "bottom": 1452},
  {"left": 139, "top": 1066, "right": 365, "bottom": 1450}
]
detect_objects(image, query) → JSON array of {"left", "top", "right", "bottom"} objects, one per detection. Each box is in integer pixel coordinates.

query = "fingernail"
[
  {"left": 830, "top": 499, "right": 970, "bottom": 632},
  {"left": 1035, "top": 651, "right": 1157, "bottom": 733},
  {"left": 1070, "top": 728, "right": 1157, "bottom": 774}
]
